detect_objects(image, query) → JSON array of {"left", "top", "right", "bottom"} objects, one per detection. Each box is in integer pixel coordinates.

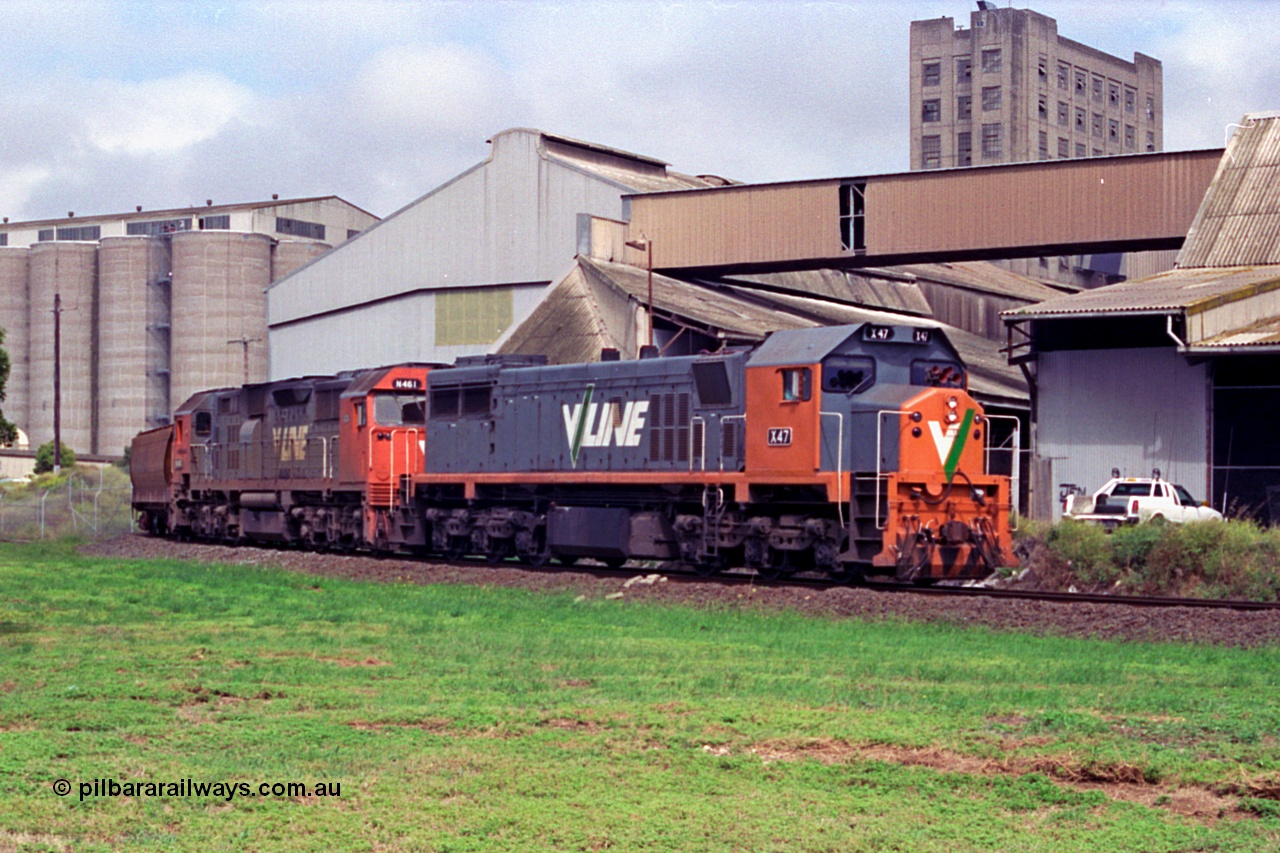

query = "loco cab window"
[
  {"left": 194, "top": 411, "right": 212, "bottom": 438},
  {"left": 911, "top": 359, "right": 966, "bottom": 388},
  {"left": 373, "top": 392, "right": 426, "bottom": 426},
  {"left": 780, "top": 368, "right": 812, "bottom": 402},
  {"left": 822, "top": 356, "right": 875, "bottom": 394}
]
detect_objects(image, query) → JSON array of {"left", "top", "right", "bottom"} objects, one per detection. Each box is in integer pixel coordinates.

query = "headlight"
[
  {"left": 947, "top": 396, "right": 958, "bottom": 409},
  {"left": 946, "top": 412, "right": 959, "bottom": 424}
]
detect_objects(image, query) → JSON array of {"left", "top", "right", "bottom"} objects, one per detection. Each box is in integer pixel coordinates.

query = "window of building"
[
  {"left": 1039, "top": 256, "right": 1049, "bottom": 269},
  {"left": 56, "top": 225, "right": 101, "bottom": 241},
  {"left": 982, "top": 86, "right": 1001, "bottom": 111},
  {"left": 1038, "top": 57, "right": 1048, "bottom": 82},
  {"left": 1057, "top": 101, "right": 1069, "bottom": 126},
  {"left": 1038, "top": 131, "right": 1049, "bottom": 160},
  {"left": 981, "top": 123, "right": 1002, "bottom": 159},
  {"left": 276, "top": 217, "right": 325, "bottom": 240},
  {"left": 435, "top": 286, "right": 514, "bottom": 347},
  {"left": 0, "top": 234, "right": 6, "bottom": 247},
  {"left": 1058, "top": 62, "right": 1070, "bottom": 90},
  {"left": 839, "top": 182, "right": 866, "bottom": 253},
  {"left": 37, "top": 229, "right": 53, "bottom": 242},
  {"left": 200, "top": 215, "right": 230, "bottom": 230},
  {"left": 921, "top": 135, "right": 941, "bottom": 169},
  {"left": 1058, "top": 137, "right": 1070, "bottom": 158},
  {"left": 922, "top": 99, "right": 941, "bottom": 123},
  {"left": 922, "top": 61, "right": 941, "bottom": 87},
  {"left": 981, "top": 48, "right": 1001, "bottom": 73},
  {"left": 1108, "top": 118, "right": 1120, "bottom": 142},
  {"left": 127, "top": 218, "right": 192, "bottom": 236},
  {"left": 1075, "top": 142, "right": 1086, "bottom": 158},
  {"left": 1092, "top": 147, "right": 1103, "bottom": 157},
  {"left": 1146, "top": 130, "right": 1155, "bottom": 152},
  {"left": 346, "top": 229, "right": 361, "bottom": 240},
  {"left": 1075, "top": 69, "right": 1086, "bottom": 94},
  {"left": 957, "top": 95, "right": 972, "bottom": 121},
  {"left": 1092, "top": 76, "right": 1103, "bottom": 102},
  {"left": 1108, "top": 81, "right": 1120, "bottom": 108},
  {"left": 1145, "top": 95, "right": 1155, "bottom": 121},
  {"left": 1074, "top": 107, "right": 1085, "bottom": 131},
  {"left": 1092, "top": 112, "right": 1103, "bottom": 138},
  {"left": 957, "top": 132, "right": 972, "bottom": 166},
  {"left": 1125, "top": 87, "right": 1136, "bottom": 113},
  {"left": 1059, "top": 256, "right": 1071, "bottom": 271},
  {"left": 1038, "top": 95, "right": 1047, "bottom": 120},
  {"left": 1125, "top": 124, "right": 1136, "bottom": 149},
  {"left": 956, "top": 56, "right": 972, "bottom": 84}
]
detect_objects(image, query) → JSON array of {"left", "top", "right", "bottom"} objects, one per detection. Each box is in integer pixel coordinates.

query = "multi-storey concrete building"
[{"left": 910, "top": 4, "right": 1161, "bottom": 171}]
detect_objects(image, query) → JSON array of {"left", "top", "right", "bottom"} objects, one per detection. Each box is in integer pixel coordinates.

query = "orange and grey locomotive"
[{"left": 131, "top": 323, "right": 1013, "bottom": 581}]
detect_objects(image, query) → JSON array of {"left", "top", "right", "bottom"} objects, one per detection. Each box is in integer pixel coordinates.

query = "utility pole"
[
  {"left": 227, "top": 336, "right": 263, "bottom": 385},
  {"left": 624, "top": 235, "right": 655, "bottom": 348},
  {"left": 53, "top": 293, "right": 62, "bottom": 474}
]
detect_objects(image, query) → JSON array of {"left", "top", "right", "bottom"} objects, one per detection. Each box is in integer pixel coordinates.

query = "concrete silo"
[
  {"left": 170, "top": 231, "right": 272, "bottom": 408},
  {"left": 0, "top": 248, "right": 30, "bottom": 444},
  {"left": 98, "top": 236, "right": 171, "bottom": 456},
  {"left": 28, "top": 242, "right": 98, "bottom": 454},
  {"left": 272, "top": 240, "right": 331, "bottom": 282}
]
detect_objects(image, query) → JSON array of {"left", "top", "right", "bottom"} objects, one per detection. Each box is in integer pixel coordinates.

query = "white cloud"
[
  {"left": 353, "top": 43, "right": 511, "bottom": 134},
  {"left": 83, "top": 71, "right": 255, "bottom": 156},
  {"left": 0, "top": 166, "right": 52, "bottom": 217}
]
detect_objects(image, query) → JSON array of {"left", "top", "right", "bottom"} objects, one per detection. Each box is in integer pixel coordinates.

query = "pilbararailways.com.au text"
[{"left": 52, "top": 777, "right": 342, "bottom": 802}]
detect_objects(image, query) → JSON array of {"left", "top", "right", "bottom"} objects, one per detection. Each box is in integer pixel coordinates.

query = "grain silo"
[
  {"left": 0, "top": 248, "right": 30, "bottom": 444},
  {"left": 272, "top": 240, "right": 332, "bottom": 282},
  {"left": 170, "top": 231, "right": 271, "bottom": 408},
  {"left": 98, "top": 236, "right": 171, "bottom": 456},
  {"left": 28, "top": 242, "right": 98, "bottom": 453}
]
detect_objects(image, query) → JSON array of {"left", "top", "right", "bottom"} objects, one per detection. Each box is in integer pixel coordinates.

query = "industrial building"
[
  {"left": 909, "top": 3, "right": 1162, "bottom": 170},
  {"left": 1004, "top": 112, "right": 1280, "bottom": 519},
  {"left": 267, "top": 129, "right": 720, "bottom": 380},
  {"left": 0, "top": 197, "right": 377, "bottom": 457},
  {"left": 910, "top": 3, "right": 1166, "bottom": 288}
]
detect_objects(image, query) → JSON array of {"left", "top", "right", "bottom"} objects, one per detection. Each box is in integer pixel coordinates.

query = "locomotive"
[{"left": 131, "top": 323, "right": 1013, "bottom": 581}]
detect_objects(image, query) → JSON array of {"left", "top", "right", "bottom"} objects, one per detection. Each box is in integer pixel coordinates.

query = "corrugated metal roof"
[
  {"left": 713, "top": 268, "right": 934, "bottom": 315},
  {"left": 1004, "top": 265, "right": 1280, "bottom": 318},
  {"left": 504, "top": 257, "right": 1026, "bottom": 403},
  {"left": 893, "top": 261, "right": 1075, "bottom": 302},
  {"left": 1189, "top": 313, "right": 1280, "bottom": 350},
  {"left": 1179, "top": 114, "right": 1280, "bottom": 268}
]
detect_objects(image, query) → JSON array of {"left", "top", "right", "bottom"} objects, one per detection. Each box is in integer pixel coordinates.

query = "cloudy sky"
[{"left": 0, "top": 1, "right": 1273, "bottom": 222}]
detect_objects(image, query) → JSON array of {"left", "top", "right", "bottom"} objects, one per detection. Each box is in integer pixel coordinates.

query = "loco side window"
[
  {"left": 354, "top": 401, "right": 367, "bottom": 428},
  {"left": 780, "top": 368, "right": 811, "bottom": 402},
  {"left": 911, "top": 359, "right": 966, "bottom": 388},
  {"left": 194, "top": 411, "right": 212, "bottom": 438},
  {"left": 822, "top": 356, "right": 875, "bottom": 394}
]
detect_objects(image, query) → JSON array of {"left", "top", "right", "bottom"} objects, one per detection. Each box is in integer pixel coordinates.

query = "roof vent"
[
  {"left": 272, "top": 194, "right": 279, "bottom": 200},
  {"left": 206, "top": 199, "right": 213, "bottom": 206}
]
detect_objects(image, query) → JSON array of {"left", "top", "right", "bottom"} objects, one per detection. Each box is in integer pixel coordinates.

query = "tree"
[
  {"left": 0, "top": 328, "right": 18, "bottom": 447},
  {"left": 35, "top": 440, "right": 75, "bottom": 474}
]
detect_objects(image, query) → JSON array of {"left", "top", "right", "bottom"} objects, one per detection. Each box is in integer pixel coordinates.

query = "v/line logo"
[
  {"left": 927, "top": 408, "right": 975, "bottom": 482},
  {"left": 562, "top": 384, "right": 650, "bottom": 467}
]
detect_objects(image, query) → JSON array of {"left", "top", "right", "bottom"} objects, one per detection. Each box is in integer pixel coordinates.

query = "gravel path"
[{"left": 85, "top": 535, "right": 1280, "bottom": 648}]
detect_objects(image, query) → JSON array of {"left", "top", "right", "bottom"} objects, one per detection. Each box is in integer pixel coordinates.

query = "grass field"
[{"left": 2, "top": 541, "right": 1279, "bottom": 851}]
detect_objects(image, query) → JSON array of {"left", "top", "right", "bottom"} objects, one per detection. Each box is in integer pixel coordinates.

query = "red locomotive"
[{"left": 132, "top": 324, "right": 1013, "bottom": 581}]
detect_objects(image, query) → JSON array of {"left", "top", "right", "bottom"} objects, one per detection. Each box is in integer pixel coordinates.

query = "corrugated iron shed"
[
  {"left": 1004, "top": 265, "right": 1280, "bottom": 318},
  {"left": 712, "top": 268, "right": 933, "bottom": 316},
  {"left": 1178, "top": 111, "right": 1280, "bottom": 268},
  {"left": 501, "top": 257, "right": 1027, "bottom": 405}
]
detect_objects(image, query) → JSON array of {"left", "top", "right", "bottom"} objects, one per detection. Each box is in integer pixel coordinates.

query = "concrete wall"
[{"left": 1036, "top": 346, "right": 1208, "bottom": 516}]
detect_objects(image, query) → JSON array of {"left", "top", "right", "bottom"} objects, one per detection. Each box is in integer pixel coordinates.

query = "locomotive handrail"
[
  {"left": 820, "top": 412, "right": 845, "bottom": 529},
  {"left": 980, "top": 413, "right": 1021, "bottom": 531},
  {"left": 874, "top": 410, "right": 911, "bottom": 531},
  {"left": 689, "top": 416, "right": 707, "bottom": 472}
]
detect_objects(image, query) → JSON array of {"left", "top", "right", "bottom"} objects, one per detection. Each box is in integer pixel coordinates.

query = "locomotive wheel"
[
  {"left": 446, "top": 537, "right": 469, "bottom": 561},
  {"left": 757, "top": 549, "right": 793, "bottom": 582},
  {"left": 692, "top": 555, "right": 725, "bottom": 577},
  {"left": 602, "top": 557, "right": 627, "bottom": 570},
  {"left": 519, "top": 550, "right": 551, "bottom": 569},
  {"left": 486, "top": 540, "right": 512, "bottom": 564}
]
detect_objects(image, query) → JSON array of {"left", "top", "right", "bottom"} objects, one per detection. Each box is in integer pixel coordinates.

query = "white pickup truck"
[{"left": 1062, "top": 475, "right": 1222, "bottom": 528}]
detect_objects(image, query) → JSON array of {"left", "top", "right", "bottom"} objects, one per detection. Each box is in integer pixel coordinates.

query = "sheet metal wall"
[
  {"left": 627, "top": 150, "right": 1221, "bottom": 271},
  {"left": 28, "top": 243, "right": 97, "bottom": 453},
  {"left": 0, "top": 248, "right": 30, "bottom": 441},
  {"left": 1036, "top": 347, "right": 1208, "bottom": 518}
]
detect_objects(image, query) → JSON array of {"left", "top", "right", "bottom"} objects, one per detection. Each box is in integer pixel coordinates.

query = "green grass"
[{"left": 2, "top": 541, "right": 1279, "bottom": 851}]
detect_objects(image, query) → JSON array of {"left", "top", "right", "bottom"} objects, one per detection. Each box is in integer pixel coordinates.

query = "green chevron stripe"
[
  {"left": 944, "top": 408, "right": 975, "bottom": 483},
  {"left": 570, "top": 384, "right": 594, "bottom": 468}
]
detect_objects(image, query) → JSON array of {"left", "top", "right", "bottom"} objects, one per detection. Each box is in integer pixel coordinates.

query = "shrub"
[
  {"left": 34, "top": 441, "right": 76, "bottom": 474},
  {"left": 1044, "top": 519, "right": 1117, "bottom": 585}
]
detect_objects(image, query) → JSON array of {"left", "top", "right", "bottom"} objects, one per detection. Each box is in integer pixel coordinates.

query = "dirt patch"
[
  {"left": 747, "top": 738, "right": 1241, "bottom": 822},
  {"left": 85, "top": 535, "right": 1280, "bottom": 648},
  {"left": 346, "top": 718, "right": 455, "bottom": 734}
]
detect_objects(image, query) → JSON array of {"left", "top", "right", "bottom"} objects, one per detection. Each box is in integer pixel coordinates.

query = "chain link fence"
[{"left": 0, "top": 468, "right": 134, "bottom": 542}]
